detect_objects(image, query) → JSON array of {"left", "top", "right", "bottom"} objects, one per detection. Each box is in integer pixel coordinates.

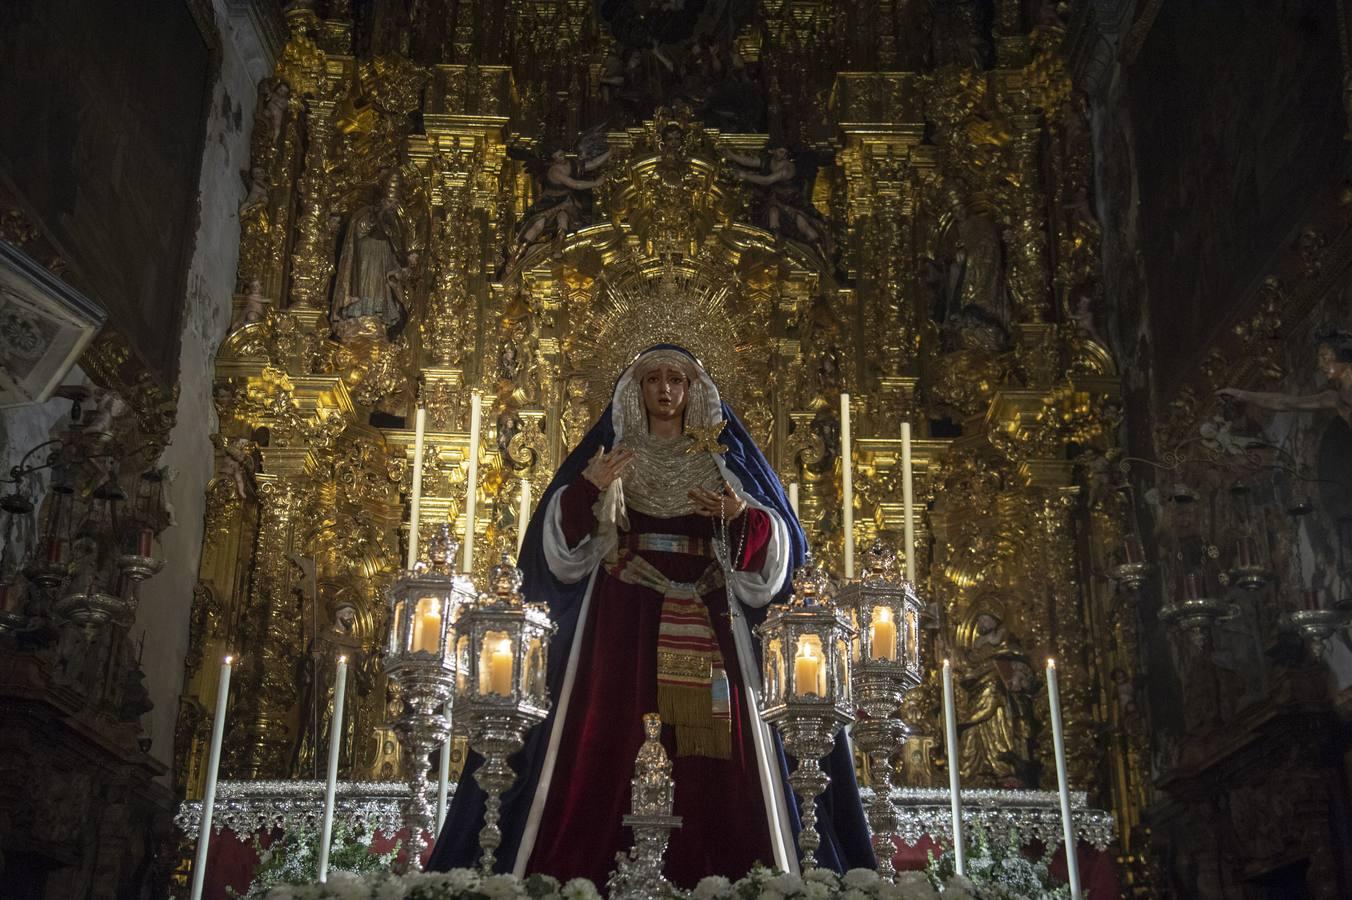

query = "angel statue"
[
  {"left": 1218, "top": 330, "right": 1352, "bottom": 425},
  {"left": 720, "top": 144, "right": 833, "bottom": 263},
  {"left": 429, "top": 345, "right": 873, "bottom": 885},
  {"left": 504, "top": 133, "right": 611, "bottom": 274}
]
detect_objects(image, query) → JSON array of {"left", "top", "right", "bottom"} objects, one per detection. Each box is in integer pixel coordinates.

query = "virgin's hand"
[
  {"left": 688, "top": 483, "right": 747, "bottom": 520},
  {"left": 583, "top": 444, "right": 634, "bottom": 490}
]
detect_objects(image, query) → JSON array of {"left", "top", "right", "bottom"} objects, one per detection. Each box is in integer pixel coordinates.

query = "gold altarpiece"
[{"left": 177, "top": 1, "right": 1145, "bottom": 885}]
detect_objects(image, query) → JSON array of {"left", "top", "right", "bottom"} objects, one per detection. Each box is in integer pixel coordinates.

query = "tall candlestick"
[
  {"left": 841, "top": 393, "right": 854, "bottom": 579},
  {"left": 317, "top": 655, "right": 349, "bottom": 883},
  {"left": 462, "top": 392, "right": 482, "bottom": 574},
  {"left": 901, "top": 421, "right": 916, "bottom": 584},
  {"left": 788, "top": 482, "right": 799, "bottom": 518},
  {"left": 941, "top": 659, "right": 966, "bottom": 876},
  {"left": 436, "top": 703, "right": 453, "bottom": 832},
  {"left": 406, "top": 406, "right": 427, "bottom": 570},
  {"left": 517, "top": 479, "right": 531, "bottom": 555},
  {"left": 1046, "top": 659, "right": 1082, "bottom": 899},
  {"left": 190, "top": 655, "right": 234, "bottom": 900}
]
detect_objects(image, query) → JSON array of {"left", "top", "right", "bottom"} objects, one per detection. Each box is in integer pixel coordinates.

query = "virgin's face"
[{"left": 641, "top": 364, "right": 689, "bottom": 424}]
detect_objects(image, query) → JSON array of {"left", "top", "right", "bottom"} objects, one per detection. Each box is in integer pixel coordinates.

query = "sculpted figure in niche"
[
  {"left": 930, "top": 211, "right": 1011, "bottom": 353},
  {"left": 956, "top": 612, "right": 1036, "bottom": 788},
  {"left": 331, "top": 171, "right": 417, "bottom": 340},
  {"left": 1218, "top": 330, "right": 1352, "bottom": 425},
  {"left": 505, "top": 140, "right": 610, "bottom": 274},
  {"left": 721, "top": 145, "right": 832, "bottom": 262},
  {"left": 290, "top": 597, "right": 374, "bottom": 778}
]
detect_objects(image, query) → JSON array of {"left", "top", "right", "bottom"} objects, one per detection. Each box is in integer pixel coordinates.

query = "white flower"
[
  {"left": 887, "top": 872, "right": 939, "bottom": 899},
  {"left": 560, "top": 877, "right": 601, "bottom": 900},
  {"left": 803, "top": 868, "right": 840, "bottom": 886},
  {"left": 693, "top": 875, "right": 734, "bottom": 899},
  {"left": 767, "top": 872, "right": 805, "bottom": 894},
  {"left": 803, "top": 883, "right": 833, "bottom": 900},
  {"left": 841, "top": 889, "right": 871, "bottom": 900},
  {"left": 757, "top": 890, "right": 786, "bottom": 900},
  {"left": 843, "top": 869, "right": 880, "bottom": 890},
  {"left": 444, "top": 868, "right": 482, "bottom": 892},
  {"left": 481, "top": 873, "right": 525, "bottom": 899},
  {"left": 940, "top": 874, "right": 979, "bottom": 899}
]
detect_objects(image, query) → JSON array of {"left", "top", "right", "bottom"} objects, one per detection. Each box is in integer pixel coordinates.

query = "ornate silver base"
[
  {"left": 1228, "top": 565, "right": 1273, "bottom": 592},
  {"left": 1159, "top": 596, "right": 1235, "bottom": 648},
  {"left": 772, "top": 713, "right": 842, "bottom": 868},
  {"left": 386, "top": 664, "right": 454, "bottom": 867},
  {"left": 1109, "top": 561, "right": 1152, "bottom": 592},
  {"left": 54, "top": 590, "right": 129, "bottom": 638},
  {"left": 465, "top": 708, "right": 539, "bottom": 872},
  {"left": 608, "top": 813, "right": 683, "bottom": 900},
  {"left": 1281, "top": 607, "right": 1352, "bottom": 658}
]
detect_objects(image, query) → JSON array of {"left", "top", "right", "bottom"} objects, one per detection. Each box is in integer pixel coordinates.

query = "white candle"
[
  {"left": 406, "top": 406, "right": 427, "bottom": 570},
  {"left": 1046, "top": 659, "right": 1082, "bottom": 899},
  {"left": 317, "top": 655, "right": 349, "bottom": 883},
  {"left": 488, "top": 638, "right": 514, "bottom": 695},
  {"left": 901, "top": 421, "right": 916, "bottom": 584},
  {"left": 435, "top": 703, "right": 453, "bottom": 833},
  {"left": 462, "top": 392, "right": 482, "bottom": 574},
  {"left": 517, "top": 479, "right": 531, "bottom": 555},
  {"left": 190, "top": 655, "right": 234, "bottom": 900},
  {"left": 840, "top": 393, "right": 854, "bottom": 579},
  {"left": 941, "top": 658, "right": 965, "bottom": 877},
  {"left": 438, "top": 702, "right": 454, "bottom": 827},
  {"left": 788, "top": 482, "right": 799, "bottom": 518}
]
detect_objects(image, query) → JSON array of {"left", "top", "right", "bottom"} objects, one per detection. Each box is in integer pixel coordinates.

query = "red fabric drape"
[{"left": 527, "top": 479, "right": 774, "bottom": 887}]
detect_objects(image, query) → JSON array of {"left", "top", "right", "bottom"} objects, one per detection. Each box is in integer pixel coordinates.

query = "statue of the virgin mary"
[{"left": 428, "top": 345, "right": 873, "bottom": 885}]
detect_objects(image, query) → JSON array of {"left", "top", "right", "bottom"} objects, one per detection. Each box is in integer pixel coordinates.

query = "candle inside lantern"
[
  {"left": 412, "top": 598, "right": 442, "bottom": 654},
  {"left": 1303, "top": 588, "right": 1322, "bottom": 610},
  {"left": 488, "top": 637, "right": 513, "bottom": 695},
  {"left": 463, "top": 392, "right": 482, "bottom": 574},
  {"left": 406, "top": 405, "right": 427, "bottom": 570},
  {"left": 189, "top": 655, "right": 234, "bottom": 900},
  {"left": 793, "top": 636, "right": 826, "bottom": 697},
  {"left": 901, "top": 421, "right": 916, "bottom": 584},
  {"left": 870, "top": 606, "right": 897, "bottom": 661},
  {"left": 45, "top": 536, "right": 65, "bottom": 565},
  {"left": 1046, "top": 658, "right": 1082, "bottom": 899},
  {"left": 841, "top": 393, "right": 854, "bottom": 579},
  {"left": 788, "top": 482, "right": 799, "bottom": 518},
  {"left": 137, "top": 527, "right": 155, "bottom": 558}
]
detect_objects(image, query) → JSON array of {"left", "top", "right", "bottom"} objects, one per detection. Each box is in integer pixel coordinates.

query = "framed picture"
[{"left": 0, "top": 240, "right": 105, "bottom": 408}]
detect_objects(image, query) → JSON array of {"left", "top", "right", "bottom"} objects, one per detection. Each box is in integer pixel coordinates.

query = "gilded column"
[
  {"left": 289, "top": 93, "right": 337, "bottom": 310},
  {"left": 233, "top": 465, "right": 306, "bottom": 777},
  {"left": 1008, "top": 112, "right": 1052, "bottom": 323}
]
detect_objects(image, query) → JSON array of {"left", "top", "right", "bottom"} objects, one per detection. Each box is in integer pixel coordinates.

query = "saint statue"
[
  {"left": 331, "top": 172, "right": 417, "bottom": 340},
  {"left": 956, "top": 613, "right": 1036, "bottom": 788},
  {"left": 429, "top": 345, "right": 872, "bottom": 884},
  {"left": 289, "top": 598, "right": 373, "bottom": 778},
  {"left": 1218, "top": 330, "right": 1352, "bottom": 425}
]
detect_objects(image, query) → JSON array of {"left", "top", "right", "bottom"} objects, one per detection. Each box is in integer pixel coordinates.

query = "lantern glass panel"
[
  {"left": 765, "top": 637, "right": 784, "bottom": 705},
  {"left": 834, "top": 636, "right": 850, "bottom": 701},
  {"left": 793, "top": 634, "right": 827, "bottom": 697},
  {"left": 870, "top": 604, "right": 897, "bottom": 661},
  {"left": 479, "top": 629, "right": 514, "bottom": 695},
  {"left": 412, "top": 594, "right": 443, "bottom": 653},
  {"left": 455, "top": 635, "right": 471, "bottom": 693},
  {"left": 524, "top": 636, "right": 546, "bottom": 701},
  {"left": 904, "top": 606, "right": 919, "bottom": 663},
  {"left": 849, "top": 609, "right": 861, "bottom": 663},
  {"left": 392, "top": 598, "right": 408, "bottom": 652}
]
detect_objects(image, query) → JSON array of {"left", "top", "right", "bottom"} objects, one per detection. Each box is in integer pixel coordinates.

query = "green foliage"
[{"left": 228, "top": 821, "right": 400, "bottom": 900}]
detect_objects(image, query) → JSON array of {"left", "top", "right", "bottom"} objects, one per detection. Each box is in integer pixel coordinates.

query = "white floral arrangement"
[{"left": 261, "top": 866, "right": 989, "bottom": 900}]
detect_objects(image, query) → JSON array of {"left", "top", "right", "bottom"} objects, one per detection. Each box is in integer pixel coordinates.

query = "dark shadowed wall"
[
  {"left": 1128, "top": 0, "right": 1344, "bottom": 390},
  {"left": 0, "top": 0, "right": 213, "bottom": 383}
]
